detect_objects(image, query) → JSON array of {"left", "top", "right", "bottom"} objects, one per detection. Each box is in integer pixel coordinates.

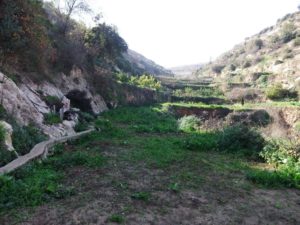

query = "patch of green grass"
[
  {"left": 45, "top": 150, "right": 105, "bottom": 169},
  {"left": 131, "top": 192, "right": 151, "bottom": 201},
  {"left": 108, "top": 214, "right": 125, "bottom": 223},
  {"left": 246, "top": 169, "right": 299, "bottom": 188},
  {"left": 168, "top": 183, "right": 180, "bottom": 193},
  {"left": 100, "top": 106, "right": 178, "bottom": 134},
  {"left": 44, "top": 113, "right": 62, "bottom": 125},
  {"left": 125, "top": 135, "right": 186, "bottom": 168},
  {"left": 0, "top": 143, "right": 105, "bottom": 212},
  {"left": 164, "top": 102, "right": 228, "bottom": 110},
  {"left": 0, "top": 166, "right": 72, "bottom": 211}
]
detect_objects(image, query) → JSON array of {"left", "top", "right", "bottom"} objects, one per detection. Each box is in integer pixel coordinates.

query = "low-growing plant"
[
  {"left": 181, "top": 132, "right": 218, "bottom": 151},
  {"left": 44, "top": 113, "right": 62, "bottom": 125},
  {"left": 246, "top": 168, "right": 299, "bottom": 188},
  {"left": 217, "top": 124, "right": 265, "bottom": 158},
  {"left": 266, "top": 84, "right": 298, "bottom": 100},
  {"left": 131, "top": 191, "right": 151, "bottom": 201},
  {"left": 12, "top": 124, "right": 47, "bottom": 156},
  {"left": 178, "top": 115, "right": 201, "bottom": 132},
  {"left": 42, "top": 95, "right": 62, "bottom": 109},
  {"left": 108, "top": 214, "right": 125, "bottom": 223},
  {"left": 115, "top": 72, "right": 130, "bottom": 83}
]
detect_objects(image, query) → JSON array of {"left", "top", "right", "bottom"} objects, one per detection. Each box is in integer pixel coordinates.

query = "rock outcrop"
[
  {"left": 0, "top": 121, "right": 15, "bottom": 152},
  {"left": 0, "top": 68, "right": 109, "bottom": 138}
]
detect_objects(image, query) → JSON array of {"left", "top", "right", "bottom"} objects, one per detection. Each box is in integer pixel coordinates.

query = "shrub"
[
  {"left": 42, "top": 96, "right": 62, "bottom": 109},
  {"left": 254, "top": 39, "right": 264, "bottom": 50},
  {"left": 266, "top": 84, "right": 298, "bottom": 100},
  {"left": 44, "top": 113, "right": 62, "bottom": 125},
  {"left": 12, "top": 124, "right": 47, "bottom": 156},
  {"left": 229, "top": 64, "right": 236, "bottom": 71},
  {"left": 115, "top": 72, "right": 130, "bottom": 83},
  {"left": 293, "top": 37, "right": 300, "bottom": 47},
  {"left": 260, "top": 139, "right": 299, "bottom": 165},
  {"left": 217, "top": 124, "right": 265, "bottom": 158},
  {"left": 281, "top": 22, "right": 296, "bottom": 43},
  {"left": 178, "top": 115, "right": 201, "bottom": 132},
  {"left": 248, "top": 139, "right": 300, "bottom": 188},
  {"left": 242, "top": 60, "right": 252, "bottom": 68},
  {"left": 129, "top": 74, "right": 162, "bottom": 90},
  {"left": 212, "top": 65, "right": 225, "bottom": 74}
]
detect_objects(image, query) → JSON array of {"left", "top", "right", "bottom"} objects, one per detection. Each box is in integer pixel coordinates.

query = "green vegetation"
[
  {"left": 173, "top": 87, "right": 224, "bottom": 98},
  {"left": 218, "top": 125, "right": 265, "bottom": 158},
  {"left": 266, "top": 84, "right": 298, "bottom": 100},
  {"left": 12, "top": 124, "right": 46, "bottom": 156},
  {"left": 44, "top": 113, "right": 62, "bottom": 125},
  {"left": 131, "top": 192, "right": 151, "bottom": 201},
  {"left": 115, "top": 73, "right": 162, "bottom": 90},
  {"left": 129, "top": 74, "right": 162, "bottom": 90},
  {"left": 0, "top": 142, "right": 105, "bottom": 211},
  {"left": 178, "top": 115, "right": 201, "bottom": 132},
  {"left": 42, "top": 95, "right": 62, "bottom": 108},
  {"left": 1, "top": 103, "right": 299, "bottom": 220},
  {"left": 108, "top": 214, "right": 125, "bottom": 223},
  {"left": 0, "top": 105, "right": 46, "bottom": 160}
]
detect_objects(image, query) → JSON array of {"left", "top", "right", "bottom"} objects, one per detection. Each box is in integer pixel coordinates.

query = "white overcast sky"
[{"left": 81, "top": 0, "right": 299, "bottom": 68}]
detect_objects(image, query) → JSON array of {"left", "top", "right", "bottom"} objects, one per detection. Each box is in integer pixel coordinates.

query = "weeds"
[
  {"left": 131, "top": 192, "right": 151, "bottom": 201},
  {"left": 44, "top": 113, "right": 62, "bottom": 125}
]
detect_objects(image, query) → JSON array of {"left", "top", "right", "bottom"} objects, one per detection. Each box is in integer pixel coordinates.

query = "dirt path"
[{"left": 2, "top": 144, "right": 299, "bottom": 225}]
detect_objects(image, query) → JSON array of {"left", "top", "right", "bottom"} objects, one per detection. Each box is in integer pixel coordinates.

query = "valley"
[{"left": 0, "top": 1, "right": 300, "bottom": 225}]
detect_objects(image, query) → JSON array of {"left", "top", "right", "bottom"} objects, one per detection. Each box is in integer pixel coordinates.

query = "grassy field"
[{"left": 0, "top": 105, "right": 299, "bottom": 224}]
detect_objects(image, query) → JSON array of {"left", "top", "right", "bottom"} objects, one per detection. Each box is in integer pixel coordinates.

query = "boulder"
[{"left": 0, "top": 121, "right": 15, "bottom": 152}]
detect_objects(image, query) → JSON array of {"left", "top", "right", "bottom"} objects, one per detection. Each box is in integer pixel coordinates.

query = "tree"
[
  {"left": 84, "top": 23, "right": 128, "bottom": 64},
  {"left": 0, "top": 0, "right": 50, "bottom": 70},
  {"left": 52, "top": 0, "right": 92, "bottom": 34}
]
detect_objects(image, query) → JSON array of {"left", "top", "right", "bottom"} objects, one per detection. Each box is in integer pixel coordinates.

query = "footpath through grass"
[{"left": 0, "top": 104, "right": 299, "bottom": 224}]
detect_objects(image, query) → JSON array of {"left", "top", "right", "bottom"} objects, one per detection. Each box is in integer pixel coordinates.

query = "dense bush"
[
  {"left": 248, "top": 139, "right": 300, "bottom": 188},
  {"left": 281, "top": 22, "right": 296, "bottom": 43},
  {"left": 212, "top": 65, "right": 225, "bottom": 74},
  {"left": 12, "top": 124, "right": 46, "bottom": 156},
  {"left": 178, "top": 115, "right": 201, "bottom": 132},
  {"left": 217, "top": 124, "right": 265, "bottom": 158},
  {"left": 0, "top": 0, "right": 51, "bottom": 71},
  {"left": 266, "top": 84, "right": 298, "bottom": 100}
]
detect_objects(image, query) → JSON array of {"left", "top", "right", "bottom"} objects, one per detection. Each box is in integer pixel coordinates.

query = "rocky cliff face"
[
  {"left": 0, "top": 67, "right": 163, "bottom": 138},
  {"left": 0, "top": 68, "right": 107, "bottom": 137}
]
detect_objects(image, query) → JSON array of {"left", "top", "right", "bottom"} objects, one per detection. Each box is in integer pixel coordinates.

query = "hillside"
[
  {"left": 195, "top": 12, "right": 300, "bottom": 94},
  {"left": 169, "top": 64, "right": 202, "bottom": 79},
  {"left": 124, "top": 50, "right": 173, "bottom": 76}
]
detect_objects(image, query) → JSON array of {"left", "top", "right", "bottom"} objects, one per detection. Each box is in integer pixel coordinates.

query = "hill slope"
[
  {"left": 196, "top": 12, "right": 300, "bottom": 91},
  {"left": 124, "top": 50, "right": 174, "bottom": 76}
]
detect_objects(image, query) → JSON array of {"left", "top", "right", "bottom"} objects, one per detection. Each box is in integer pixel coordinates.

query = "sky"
[{"left": 80, "top": 0, "right": 299, "bottom": 68}]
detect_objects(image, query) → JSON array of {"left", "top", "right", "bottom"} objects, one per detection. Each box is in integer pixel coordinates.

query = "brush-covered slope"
[
  {"left": 196, "top": 12, "right": 300, "bottom": 91},
  {"left": 124, "top": 50, "right": 174, "bottom": 76}
]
